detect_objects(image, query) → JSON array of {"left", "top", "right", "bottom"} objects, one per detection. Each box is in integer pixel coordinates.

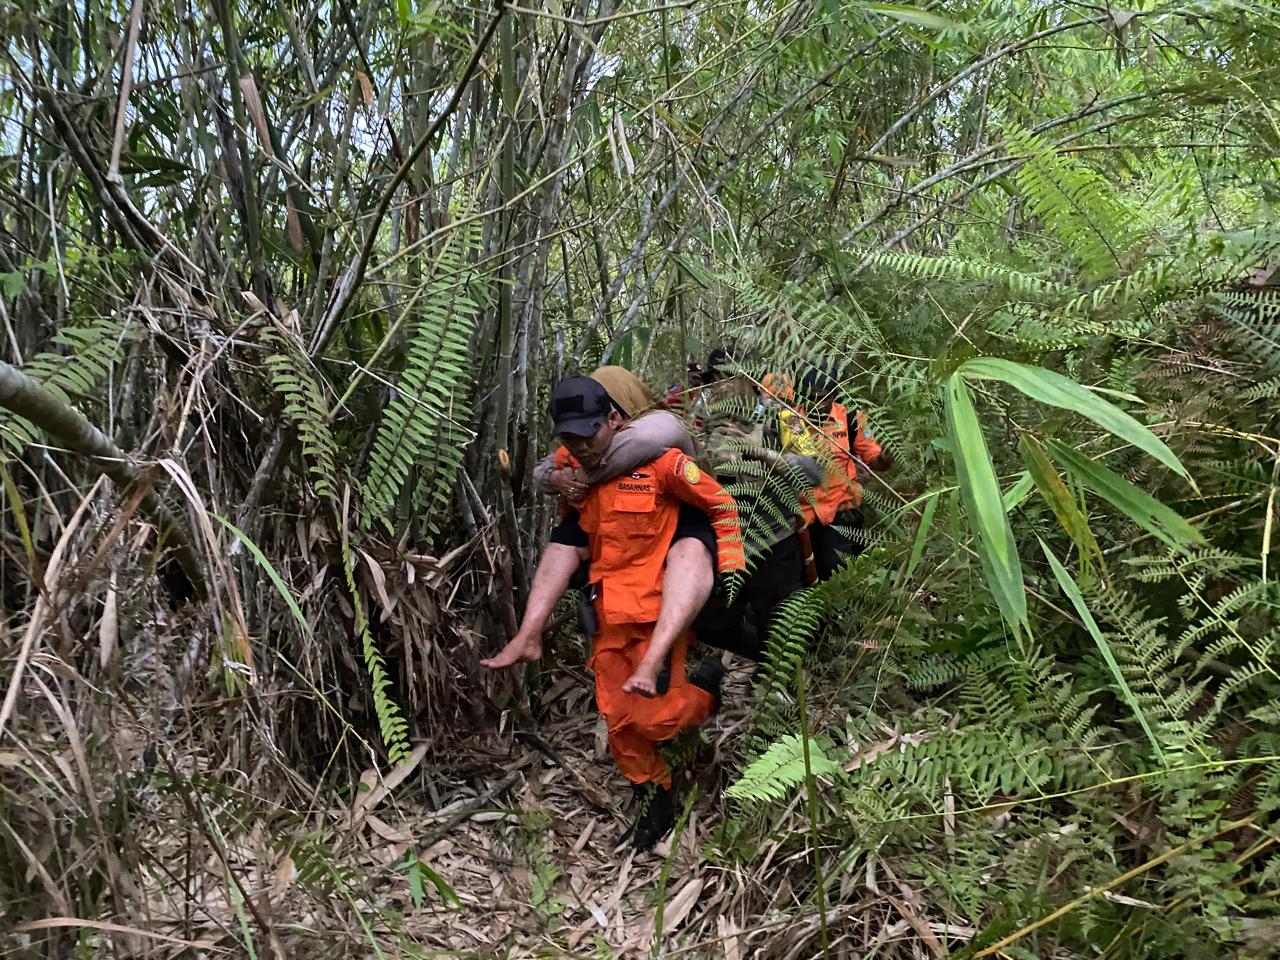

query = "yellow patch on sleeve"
[{"left": 681, "top": 459, "right": 701, "bottom": 485}]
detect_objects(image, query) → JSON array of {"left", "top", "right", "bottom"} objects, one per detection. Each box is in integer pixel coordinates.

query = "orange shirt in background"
[{"left": 780, "top": 401, "right": 882, "bottom": 525}]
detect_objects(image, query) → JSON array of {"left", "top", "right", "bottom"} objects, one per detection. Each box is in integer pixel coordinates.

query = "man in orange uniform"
[
  {"left": 776, "top": 365, "right": 894, "bottom": 579},
  {"left": 484, "top": 377, "right": 744, "bottom": 849}
]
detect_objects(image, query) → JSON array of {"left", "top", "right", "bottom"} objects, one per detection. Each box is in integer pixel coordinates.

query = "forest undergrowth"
[{"left": 3, "top": 0, "right": 1280, "bottom": 957}]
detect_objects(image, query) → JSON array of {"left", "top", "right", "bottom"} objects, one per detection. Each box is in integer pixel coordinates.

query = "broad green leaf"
[
  {"left": 958, "top": 357, "right": 1191, "bottom": 483},
  {"left": 670, "top": 253, "right": 720, "bottom": 290},
  {"left": 1087, "top": 385, "right": 1144, "bottom": 404},
  {"left": 212, "top": 513, "right": 313, "bottom": 639},
  {"left": 1021, "top": 435, "right": 1100, "bottom": 562},
  {"left": 404, "top": 855, "right": 424, "bottom": 910},
  {"left": 0, "top": 461, "right": 35, "bottom": 573},
  {"left": 1039, "top": 537, "right": 1166, "bottom": 763},
  {"left": 944, "top": 373, "right": 1026, "bottom": 633},
  {"left": 1047, "top": 440, "right": 1204, "bottom": 550},
  {"left": 864, "top": 2, "right": 970, "bottom": 31},
  {"left": 611, "top": 326, "right": 651, "bottom": 371}
]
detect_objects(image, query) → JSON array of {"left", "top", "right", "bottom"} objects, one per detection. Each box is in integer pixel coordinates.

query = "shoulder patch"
[{"left": 681, "top": 459, "right": 701, "bottom": 485}]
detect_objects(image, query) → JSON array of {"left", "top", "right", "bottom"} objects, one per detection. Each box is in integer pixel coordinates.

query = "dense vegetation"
[{"left": 2, "top": 0, "right": 1278, "bottom": 956}]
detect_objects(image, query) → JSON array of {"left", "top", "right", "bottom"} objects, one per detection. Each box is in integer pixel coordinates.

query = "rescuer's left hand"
[{"left": 549, "top": 466, "right": 588, "bottom": 503}]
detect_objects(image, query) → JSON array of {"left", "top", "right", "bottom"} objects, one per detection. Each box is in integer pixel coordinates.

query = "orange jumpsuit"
[{"left": 556, "top": 447, "right": 744, "bottom": 786}]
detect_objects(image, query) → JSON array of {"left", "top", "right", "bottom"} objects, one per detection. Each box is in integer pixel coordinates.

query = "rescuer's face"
[{"left": 562, "top": 410, "right": 623, "bottom": 470}]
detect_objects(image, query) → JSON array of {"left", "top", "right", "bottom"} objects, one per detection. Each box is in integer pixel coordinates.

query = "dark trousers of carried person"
[
  {"left": 696, "top": 499, "right": 868, "bottom": 656},
  {"left": 691, "top": 532, "right": 806, "bottom": 661},
  {"left": 809, "top": 505, "right": 866, "bottom": 580},
  {"left": 691, "top": 460, "right": 824, "bottom": 660}
]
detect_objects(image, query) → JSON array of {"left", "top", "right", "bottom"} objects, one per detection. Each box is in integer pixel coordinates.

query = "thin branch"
[
  {"left": 308, "top": 7, "right": 506, "bottom": 358},
  {"left": 107, "top": 0, "right": 146, "bottom": 179},
  {"left": 504, "top": 0, "right": 693, "bottom": 27}
]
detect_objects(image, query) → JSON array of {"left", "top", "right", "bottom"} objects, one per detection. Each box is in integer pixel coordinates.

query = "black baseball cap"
[
  {"left": 798, "top": 363, "right": 842, "bottom": 403},
  {"left": 550, "top": 376, "right": 613, "bottom": 437}
]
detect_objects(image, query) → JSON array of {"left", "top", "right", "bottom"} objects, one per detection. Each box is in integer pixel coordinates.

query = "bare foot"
[
  {"left": 480, "top": 635, "right": 542, "bottom": 669},
  {"left": 622, "top": 660, "right": 660, "bottom": 697}
]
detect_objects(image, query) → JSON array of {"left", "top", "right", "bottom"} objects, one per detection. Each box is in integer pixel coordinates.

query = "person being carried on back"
[
  {"left": 486, "top": 366, "right": 723, "bottom": 670},
  {"left": 483, "top": 376, "right": 744, "bottom": 850}
]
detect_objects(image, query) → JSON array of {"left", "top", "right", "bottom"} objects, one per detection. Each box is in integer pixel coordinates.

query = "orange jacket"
[
  {"left": 781, "top": 402, "right": 882, "bottom": 524},
  {"left": 760, "top": 371, "right": 793, "bottom": 402},
  {"left": 556, "top": 447, "right": 744, "bottom": 624}
]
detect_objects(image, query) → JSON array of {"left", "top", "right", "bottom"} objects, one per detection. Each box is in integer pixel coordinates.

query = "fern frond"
[
  {"left": 1240, "top": 373, "right": 1280, "bottom": 401},
  {"left": 1006, "top": 126, "right": 1142, "bottom": 282},
  {"left": 262, "top": 322, "right": 342, "bottom": 502},
  {"left": 726, "top": 731, "right": 841, "bottom": 804},
  {"left": 1215, "top": 287, "right": 1280, "bottom": 374},
  {"left": 363, "top": 218, "right": 484, "bottom": 531},
  {"left": 340, "top": 536, "right": 410, "bottom": 764},
  {"left": 861, "top": 248, "right": 1071, "bottom": 299},
  {"left": 754, "top": 586, "right": 824, "bottom": 711}
]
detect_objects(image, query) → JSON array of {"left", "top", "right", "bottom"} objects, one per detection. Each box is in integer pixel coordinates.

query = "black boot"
[
  {"left": 688, "top": 657, "right": 726, "bottom": 714},
  {"left": 629, "top": 782, "right": 675, "bottom": 851}
]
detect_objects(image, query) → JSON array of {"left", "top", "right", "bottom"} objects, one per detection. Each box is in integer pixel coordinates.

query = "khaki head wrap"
[{"left": 589, "top": 365, "right": 660, "bottom": 419}]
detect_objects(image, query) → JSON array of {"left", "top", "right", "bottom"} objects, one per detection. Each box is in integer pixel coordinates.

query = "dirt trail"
[{"left": 392, "top": 656, "right": 759, "bottom": 958}]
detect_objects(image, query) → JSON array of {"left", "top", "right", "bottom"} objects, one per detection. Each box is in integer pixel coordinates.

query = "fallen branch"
[
  {"left": 516, "top": 729, "right": 613, "bottom": 808},
  {"left": 0, "top": 360, "right": 205, "bottom": 598},
  {"left": 417, "top": 768, "right": 526, "bottom": 850}
]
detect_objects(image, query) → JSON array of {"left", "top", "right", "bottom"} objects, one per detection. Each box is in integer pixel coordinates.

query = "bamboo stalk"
[{"left": 211, "top": 0, "right": 267, "bottom": 300}]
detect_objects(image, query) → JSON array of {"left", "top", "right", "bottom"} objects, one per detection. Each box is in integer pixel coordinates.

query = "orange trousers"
[{"left": 590, "top": 621, "right": 714, "bottom": 787}]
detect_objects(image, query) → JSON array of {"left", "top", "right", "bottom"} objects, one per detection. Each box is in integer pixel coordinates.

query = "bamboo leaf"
[
  {"left": 864, "top": 3, "right": 970, "bottom": 31},
  {"left": 903, "top": 490, "right": 939, "bottom": 582},
  {"left": 1047, "top": 440, "right": 1204, "bottom": 550},
  {"left": 0, "top": 460, "right": 36, "bottom": 577},
  {"left": 1020, "top": 435, "right": 1101, "bottom": 562},
  {"left": 944, "top": 373, "right": 1026, "bottom": 633},
  {"left": 404, "top": 856, "right": 423, "bottom": 910},
  {"left": 670, "top": 253, "right": 722, "bottom": 290},
  {"left": 237, "top": 73, "right": 273, "bottom": 155},
  {"left": 419, "top": 860, "right": 461, "bottom": 906},
  {"left": 1002, "top": 471, "right": 1034, "bottom": 513},
  {"left": 958, "top": 357, "right": 1191, "bottom": 483},
  {"left": 1039, "top": 537, "right": 1166, "bottom": 762},
  {"left": 212, "top": 513, "right": 312, "bottom": 639}
]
